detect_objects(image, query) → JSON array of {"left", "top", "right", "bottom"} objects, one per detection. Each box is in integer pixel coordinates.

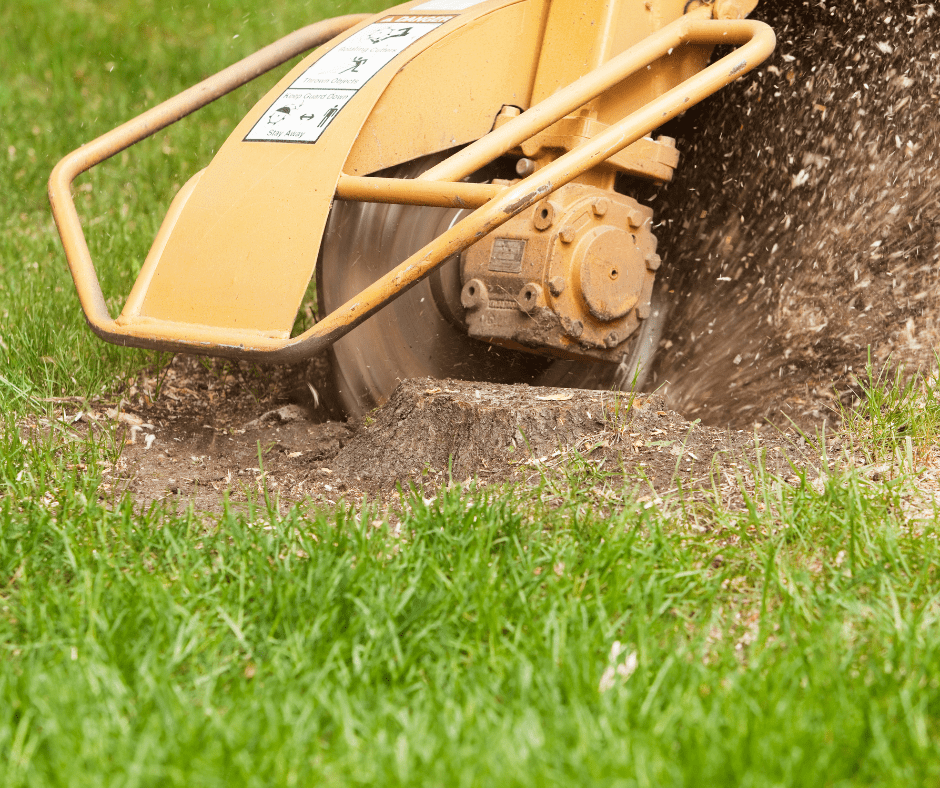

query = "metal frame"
[{"left": 49, "top": 9, "right": 774, "bottom": 363}]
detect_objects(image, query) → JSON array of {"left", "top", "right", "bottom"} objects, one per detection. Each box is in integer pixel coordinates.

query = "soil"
[
  {"left": 70, "top": 355, "right": 822, "bottom": 513},
  {"left": 65, "top": 1, "right": 937, "bottom": 512}
]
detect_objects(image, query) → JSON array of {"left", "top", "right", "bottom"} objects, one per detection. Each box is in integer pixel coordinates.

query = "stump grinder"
[{"left": 50, "top": 0, "right": 775, "bottom": 417}]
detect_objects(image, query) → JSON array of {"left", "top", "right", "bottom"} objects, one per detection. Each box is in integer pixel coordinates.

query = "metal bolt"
[
  {"left": 548, "top": 276, "right": 566, "bottom": 296},
  {"left": 645, "top": 253, "right": 662, "bottom": 271},
  {"left": 591, "top": 197, "right": 609, "bottom": 217},
  {"left": 626, "top": 209, "right": 645, "bottom": 229},
  {"left": 637, "top": 302, "right": 651, "bottom": 320},
  {"left": 515, "top": 158, "right": 536, "bottom": 177},
  {"left": 559, "top": 225, "right": 576, "bottom": 244},
  {"left": 605, "top": 331, "right": 620, "bottom": 348},
  {"left": 566, "top": 319, "right": 584, "bottom": 339}
]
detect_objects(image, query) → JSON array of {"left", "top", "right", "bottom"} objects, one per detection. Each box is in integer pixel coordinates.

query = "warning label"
[{"left": 245, "top": 17, "right": 452, "bottom": 144}]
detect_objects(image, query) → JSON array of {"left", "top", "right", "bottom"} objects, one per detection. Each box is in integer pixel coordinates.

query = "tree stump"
[{"left": 331, "top": 378, "right": 667, "bottom": 485}]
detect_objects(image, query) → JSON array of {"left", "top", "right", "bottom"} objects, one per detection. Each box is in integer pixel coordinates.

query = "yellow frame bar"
[
  {"left": 335, "top": 177, "right": 505, "bottom": 209},
  {"left": 49, "top": 12, "right": 774, "bottom": 363}
]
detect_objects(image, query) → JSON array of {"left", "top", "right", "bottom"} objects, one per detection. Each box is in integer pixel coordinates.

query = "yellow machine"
[{"left": 49, "top": 0, "right": 774, "bottom": 416}]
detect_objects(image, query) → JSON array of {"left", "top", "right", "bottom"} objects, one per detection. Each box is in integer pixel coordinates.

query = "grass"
[
  {"left": 4, "top": 408, "right": 940, "bottom": 785},
  {"left": 2, "top": 0, "right": 940, "bottom": 785}
]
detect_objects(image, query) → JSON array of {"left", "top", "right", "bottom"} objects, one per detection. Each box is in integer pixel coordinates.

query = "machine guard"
[{"left": 49, "top": 0, "right": 774, "bottom": 364}]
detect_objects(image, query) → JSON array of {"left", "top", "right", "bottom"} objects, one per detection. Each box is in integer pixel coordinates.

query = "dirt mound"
[
  {"left": 647, "top": 0, "right": 940, "bottom": 428},
  {"left": 330, "top": 378, "right": 806, "bottom": 493}
]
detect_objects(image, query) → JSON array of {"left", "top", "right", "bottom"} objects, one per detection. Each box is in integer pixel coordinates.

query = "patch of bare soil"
[
  {"left": 90, "top": 354, "right": 351, "bottom": 512},
  {"left": 82, "top": 355, "right": 819, "bottom": 513}
]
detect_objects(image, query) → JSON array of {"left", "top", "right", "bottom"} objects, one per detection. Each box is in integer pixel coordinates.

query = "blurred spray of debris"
[{"left": 645, "top": 0, "right": 939, "bottom": 428}]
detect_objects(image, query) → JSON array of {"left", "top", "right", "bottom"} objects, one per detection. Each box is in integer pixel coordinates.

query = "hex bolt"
[
  {"left": 548, "top": 276, "right": 566, "bottom": 296},
  {"left": 605, "top": 331, "right": 620, "bottom": 348},
  {"left": 496, "top": 105, "right": 522, "bottom": 120},
  {"left": 533, "top": 201, "right": 555, "bottom": 230},
  {"left": 591, "top": 197, "right": 609, "bottom": 217},
  {"left": 645, "top": 253, "right": 662, "bottom": 271},
  {"left": 626, "top": 208, "right": 645, "bottom": 229},
  {"left": 637, "top": 302, "right": 652, "bottom": 320},
  {"left": 559, "top": 225, "right": 576, "bottom": 244},
  {"left": 515, "top": 158, "right": 536, "bottom": 177}
]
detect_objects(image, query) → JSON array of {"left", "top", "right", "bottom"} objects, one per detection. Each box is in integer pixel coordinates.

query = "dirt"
[
  {"left": 59, "top": 354, "right": 823, "bottom": 513},
  {"left": 329, "top": 378, "right": 813, "bottom": 494},
  {"left": 61, "top": 1, "right": 937, "bottom": 512},
  {"left": 84, "top": 355, "right": 353, "bottom": 512}
]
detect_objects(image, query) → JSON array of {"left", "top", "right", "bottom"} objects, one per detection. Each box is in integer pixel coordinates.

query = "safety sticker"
[{"left": 245, "top": 16, "right": 453, "bottom": 144}]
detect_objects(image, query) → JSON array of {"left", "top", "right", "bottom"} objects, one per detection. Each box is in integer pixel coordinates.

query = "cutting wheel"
[{"left": 318, "top": 154, "right": 666, "bottom": 418}]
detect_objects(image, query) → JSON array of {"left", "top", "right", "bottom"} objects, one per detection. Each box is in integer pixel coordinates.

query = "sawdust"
[{"left": 648, "top": 0, "right": 940, "bottom": 428}]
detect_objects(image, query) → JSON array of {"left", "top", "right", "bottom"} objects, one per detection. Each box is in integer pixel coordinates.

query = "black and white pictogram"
[
  {"left": 367, "top": 27, "right": 412, "bottom": 44},
  {"left": 267, "top": 107, "right": 291, "bottom": 124},
  {"left": 338, "top": 57, "right": 368, "bottom": 74},
  {"left": 318, "top": 106, "right": 340, "bottom": 127}
]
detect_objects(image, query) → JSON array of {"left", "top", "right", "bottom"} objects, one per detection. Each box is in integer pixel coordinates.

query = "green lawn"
[{"left": 2, "top": 1, "right": 940, "bottom": 785}]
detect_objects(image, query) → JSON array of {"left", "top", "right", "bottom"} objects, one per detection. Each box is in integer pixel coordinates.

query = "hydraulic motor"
[{"left": 461, "top": 181, "right": 660, "bottom": 362}]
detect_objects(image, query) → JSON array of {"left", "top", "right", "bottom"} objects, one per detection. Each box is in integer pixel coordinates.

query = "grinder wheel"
[{"left": 317, "top": 154, "right": 665, "bottom": 419}]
